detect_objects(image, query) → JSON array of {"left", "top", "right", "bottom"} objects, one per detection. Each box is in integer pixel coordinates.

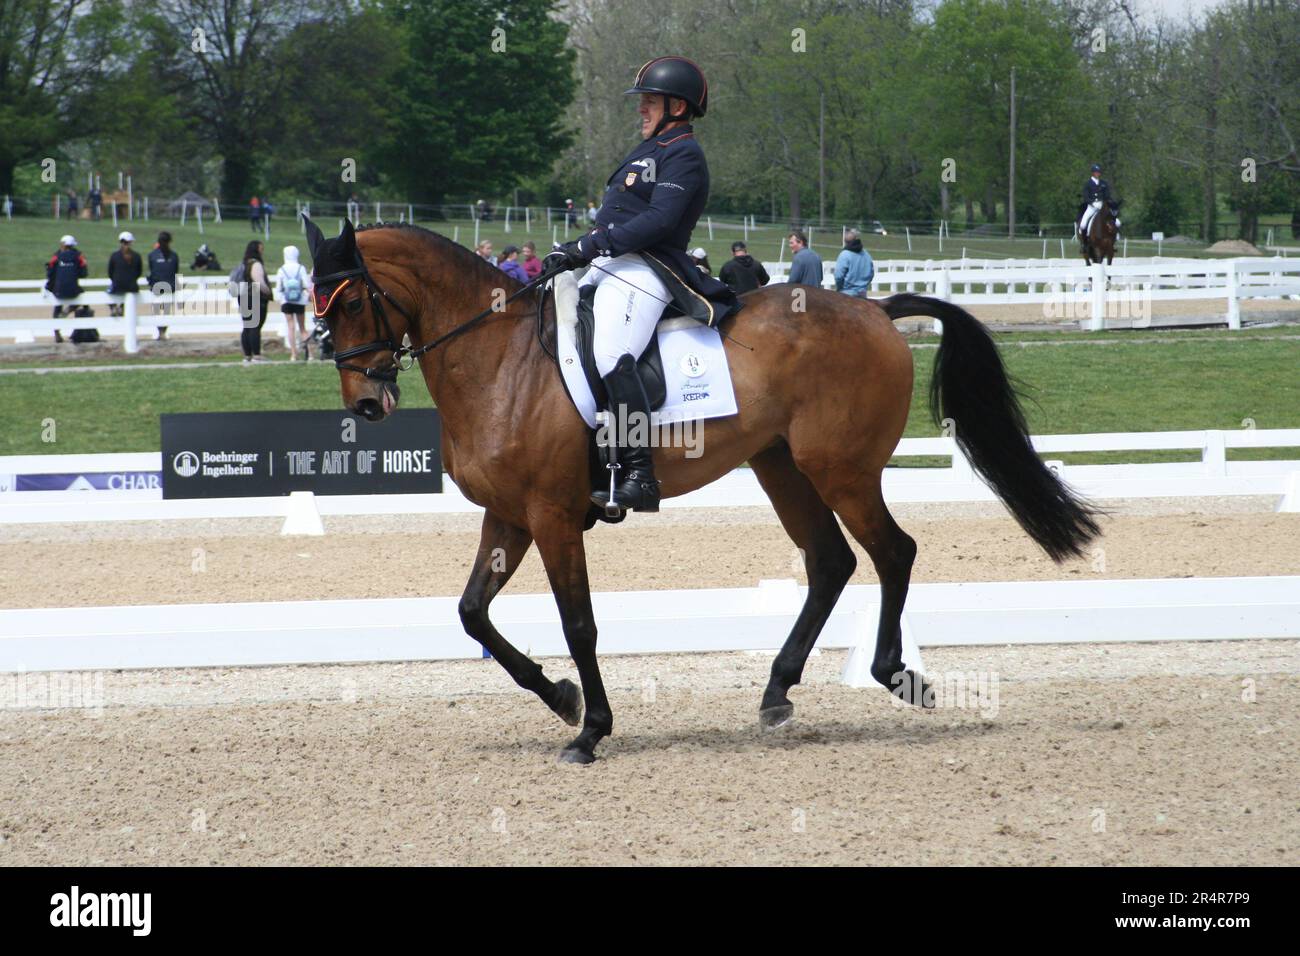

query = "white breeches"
[
  {"left": 578, "top": 253, "right": 669, "bottom": 377},
  {"left": 1080, "top": 201, "right": 1120, "bottom": 237},
  {"left": 1079, "top": 200, "right": 1103, "bottom": 236}
]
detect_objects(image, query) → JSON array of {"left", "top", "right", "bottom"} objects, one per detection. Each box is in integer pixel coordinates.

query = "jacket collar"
[{"left": 654, "top": 123, "right": 694, "bottom": 147}]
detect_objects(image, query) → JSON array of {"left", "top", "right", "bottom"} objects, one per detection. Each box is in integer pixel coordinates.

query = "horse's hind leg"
[
  {"left": 814, "top": 474, "right": 931, "bottom": 708},
  {"left": 460, "top": 511, "right": 582, "bottom": 726},
  {"left": 749, "top": 442, "right": 857, "bottom": 730}
]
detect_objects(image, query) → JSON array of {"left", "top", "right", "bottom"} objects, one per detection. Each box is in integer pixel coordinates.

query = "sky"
[{"left": 1137, "top": 0, "right": 1232, "bottom": 24}]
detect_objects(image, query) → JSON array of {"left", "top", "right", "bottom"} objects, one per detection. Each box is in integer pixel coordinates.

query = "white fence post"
[
  {"left": 1203, "top": 430, "right": 1227, "bottom": 476},
  {"left": 123, "top": 293, "right": 139, "bottom": 354},
  {"left": 934, "top": 266, "right": 950, "bottom": 334},
  {"left": 1226, "top": 260, "right": 1241, "bottom": 330},
  {"left": 1088, "top": 261, "right": 1106, "bottom": 331}
]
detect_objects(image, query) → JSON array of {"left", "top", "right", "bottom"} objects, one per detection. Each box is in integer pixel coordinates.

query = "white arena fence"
[
  {"left": 3, "top": 255, "right": 1299, "bottom": 348},
  {"left": 2, "top": 429, "right": 1297, "bottom": 526},
  {"left": 2, "top": 576, "right": 1297, "bottom": 676},
  {"left": 0, "top": 276, "right": 298, "bottom": 353},
  {"left": 2, "top": 430, "right": 1296, "bottom": 679},
  {"left": 761, "top": 255, "right": 1300, "bottom": 330}
]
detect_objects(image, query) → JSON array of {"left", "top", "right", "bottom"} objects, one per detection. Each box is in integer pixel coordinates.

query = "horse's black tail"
[{"left": 880, "top": 293, "right": 1101, "bottom": 562}]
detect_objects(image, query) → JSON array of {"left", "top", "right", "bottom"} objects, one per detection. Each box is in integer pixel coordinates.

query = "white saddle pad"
[{"left": 552, "top": 270, "right": 738, "bottom": 429}]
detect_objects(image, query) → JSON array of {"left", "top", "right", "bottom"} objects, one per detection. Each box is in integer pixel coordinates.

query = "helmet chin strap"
[{"left": 651, "top": 94, "right": 689, "bottom": 137}]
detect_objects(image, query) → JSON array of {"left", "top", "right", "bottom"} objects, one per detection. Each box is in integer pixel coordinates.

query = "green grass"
[{"left": 2, "top": 330, "right": 1296, "bottom": 460}]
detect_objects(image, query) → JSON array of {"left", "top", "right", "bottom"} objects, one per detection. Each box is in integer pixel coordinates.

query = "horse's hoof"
[
  {"left": 891, "top": 669, "right": 935, "bottom": 709},
  {"left": 557, "top": 747, "right": 595, "bottom": 765},
  {"left": 759, "top": 703, "right": 795, "bottom": 731},
  {"left": 552, "top": 678, "right": 583, "bottom": 727}
]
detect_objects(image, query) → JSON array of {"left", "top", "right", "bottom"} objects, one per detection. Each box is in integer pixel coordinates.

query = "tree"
[
  {"left": 375, "top": 0, "right": 574, "bottom": 204},
  {"left": 919, "top": 0, "right": 1088, "bottom": 229},
  {"left": 265, "top": 9, "right": 403, "bottom": 200},
  {"left": 150, "top": 0, "right": 326, "bottom": 202},
  {"left": 0, "top": 0, "right": 126, "bottom": 195}
]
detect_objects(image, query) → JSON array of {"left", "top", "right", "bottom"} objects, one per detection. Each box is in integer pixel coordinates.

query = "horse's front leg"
[
  {"left": 532, "top": 510, "right": 611, "bottom": 764},
  {"left": 460, "top": 511, "right": 583, "bottom": 726}
]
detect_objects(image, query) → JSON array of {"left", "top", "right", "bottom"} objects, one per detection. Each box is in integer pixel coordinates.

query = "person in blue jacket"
[
  {"left": 833, "top": 228, "right": 874, "bottom": 297},
  {"left": 556, "top": 56, "right": 740, "bottom": 514}
]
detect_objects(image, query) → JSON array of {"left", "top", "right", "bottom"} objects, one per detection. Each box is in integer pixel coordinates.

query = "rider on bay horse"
[
  {"left": 555, "top": 56, "right": 740, "bottom": 514},
  {"left": 1077, "top": 162, "right": 1121, "bottom": 245}
]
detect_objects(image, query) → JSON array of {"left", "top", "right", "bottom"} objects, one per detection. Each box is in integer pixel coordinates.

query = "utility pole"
[
  {"left": 819, "top": 91, "right": 826, "bottom": 228},
  {"left": 1008, "top": 66, "right": 1017, "bottom": 240}
]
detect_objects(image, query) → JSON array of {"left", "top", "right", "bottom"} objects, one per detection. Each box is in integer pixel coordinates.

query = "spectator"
[
  {"left": 262, "top": 198, "right": 275, "bottom": 223},
  {"left": 249, "top": 196, "right": 262, "bottom": 232},
  {"left": 107, "top": 231, "right": 143, "bottom": 318},
  {"left": 520, "top": 240, "right": 544, "bottom": 280},
  {"left": 88, "top": 185, "right": 103, "bottom": 221},
  {"left": 689, "top": 247, "right": 712, "bottom": 277},
  {"left": 719, "top": 240, "right": 770, "bottom": 293},
  {"left": 475, "top": 240, "right": 496, "bottom": 265},
  {"left": 46, "top": 234, "right": 88, "bottom": 343},
  {"left": 147, "top": 231, "right": 180, "bottom": 341},
  {"left": 497, "top": 245, "right": 528, "bottom": 283},
  {"left": 833, "top": 227, "right": 875, "bottom": 298},
  {"left": 564, "top": 198, "right": 576, "bottom": 229},
  {"left": 239, "top": 240, "right": 273, "bottom": 364},
  {"left": 586, "top": 201, "right": 597, "bottom": 225},
  {"left": 66, "top": 189, "right": 79, "bottom": 221},
  {"left": 191, "top": 243, "right": 222, "bottom": 272},
  {"left": 786, "top": 230, "right": 824, "bottom": 287},
  {"left": 275, "top": 244, "right": 312, "bottom": 361}
]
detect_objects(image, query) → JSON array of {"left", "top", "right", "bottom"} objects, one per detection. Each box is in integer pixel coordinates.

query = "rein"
[{"left": 317, "top": 249, "right": 565, "bottom": 383}]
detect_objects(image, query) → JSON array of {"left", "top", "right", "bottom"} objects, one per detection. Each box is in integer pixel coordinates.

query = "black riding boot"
[{"left": 591, "top": 353, "right": 660, "bottom": 514}]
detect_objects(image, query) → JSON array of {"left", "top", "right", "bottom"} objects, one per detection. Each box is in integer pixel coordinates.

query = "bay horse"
[
  {"left": 304, "top": 218, "right": 1099, "bottom": 764},
  {"left": 1081, "top": 201, "right": 1121, "bottom": 265}
]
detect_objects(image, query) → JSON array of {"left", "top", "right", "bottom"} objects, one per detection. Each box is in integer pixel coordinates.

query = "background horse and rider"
[{"left": 305, "top": 217, "right": 1099, "bottom": 764}]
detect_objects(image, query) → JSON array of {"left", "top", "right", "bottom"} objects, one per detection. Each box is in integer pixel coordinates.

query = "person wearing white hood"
[{"left": 275, "top": 245, "right": 313, "bottom": 361}]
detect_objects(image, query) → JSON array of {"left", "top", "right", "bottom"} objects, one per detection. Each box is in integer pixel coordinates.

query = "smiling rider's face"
[{"left": 638, "top": 93, "right": 688, "bottom": 140}]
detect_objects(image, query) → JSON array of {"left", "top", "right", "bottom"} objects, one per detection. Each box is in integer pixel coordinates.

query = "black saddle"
[{"left": 574, "top": 283, "right": 668, "bottom": 411}]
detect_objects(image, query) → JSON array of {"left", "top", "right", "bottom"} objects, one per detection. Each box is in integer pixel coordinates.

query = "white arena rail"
[
  {"left": 2, "top": 576, "right": 1296, "bottom": 675},
  {"left": 757, "top": 256, "right": 1300, "bottom": 330},
  {"left": 5, "top": 257, "right": 1299, "bottom": 347},
  {"left": 1, "top": 429, "right": 1297, "bottom": 524},
  {"left": 0, "top": 276, "right": 300, "bottom": 352}
]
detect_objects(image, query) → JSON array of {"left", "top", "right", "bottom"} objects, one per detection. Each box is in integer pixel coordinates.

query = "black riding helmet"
[{"left": 625, "top": 56, "right": 708, "bottom": 136}]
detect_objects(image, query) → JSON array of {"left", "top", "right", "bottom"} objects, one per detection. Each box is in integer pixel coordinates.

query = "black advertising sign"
[{"left": 160, "top": 410, "right": 442, "bottom": 498}]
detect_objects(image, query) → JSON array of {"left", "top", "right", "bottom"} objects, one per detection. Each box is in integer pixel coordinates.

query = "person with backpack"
[
  {"left": 46, "top": 235, "right": 88, "bottom": 344},
  {"left": 275, "top": 245, "right": 312, "bottom": 361},
  {"left": 147, "top": 231, "right": 180, "bottom": 341},
  {"left": 107, "top": 231, "right": 143, "bottom": 317},
  {"left": 231, "top": 240, "right": 273, "bottom": 363}
]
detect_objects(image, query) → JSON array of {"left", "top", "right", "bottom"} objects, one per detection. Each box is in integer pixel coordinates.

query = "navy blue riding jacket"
[
  {"left": 580, "top": 123, "right": 739, "bottom": 326},
  {"left": 1083, "top": 177, "right": 1112, "bottom": 205}
]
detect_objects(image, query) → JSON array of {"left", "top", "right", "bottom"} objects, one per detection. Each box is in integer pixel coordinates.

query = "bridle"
[
  {"left": 315, "top": 244, "right": 566, "bottom": 384},
  {"left": 313, "top": 250, "right": 422, "bottom": 383}
]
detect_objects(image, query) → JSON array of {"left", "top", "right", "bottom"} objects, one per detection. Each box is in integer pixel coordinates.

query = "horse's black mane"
[{"left": 354, "top": 221, "right": 522, "bottom": 288}]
